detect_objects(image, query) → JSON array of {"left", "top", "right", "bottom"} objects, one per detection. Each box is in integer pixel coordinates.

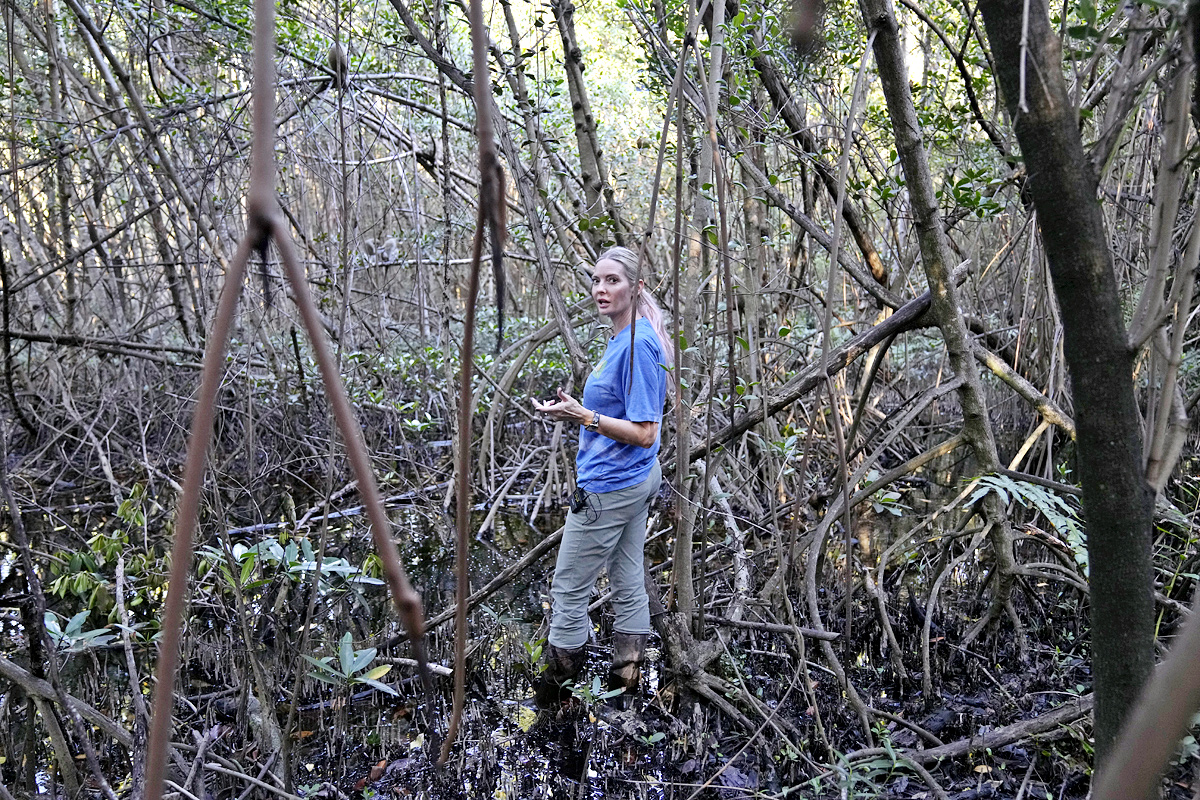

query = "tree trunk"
[
  {"left": 976, "top": 0, "right": 1155, "bottom": 774},
  {"left": 860, "top": 0, "right": 1018, "bottom": 650},
  {"left": 551, "top": 0, "right": 624, "bottom": 245}
]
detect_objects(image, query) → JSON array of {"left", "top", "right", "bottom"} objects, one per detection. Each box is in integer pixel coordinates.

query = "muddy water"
[{"left": 287, "top": 506, "right": 695, "bottom": 798}]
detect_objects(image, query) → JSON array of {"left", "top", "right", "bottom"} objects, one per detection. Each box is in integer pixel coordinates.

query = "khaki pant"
[{"left": 548, "top": 462, "right": 662, "bottom": 649}]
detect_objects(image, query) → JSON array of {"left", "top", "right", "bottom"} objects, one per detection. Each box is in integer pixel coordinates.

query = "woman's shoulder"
[{"left": 630, "top": 326, "right": 666, "bottom": 357}]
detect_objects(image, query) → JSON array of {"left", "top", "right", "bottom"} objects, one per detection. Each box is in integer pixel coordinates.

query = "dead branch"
[
  {"left": 685, "top": 286, "right": 937, "bottom": 465},
  {"left": 0, "top": 655, "right": 133, "bottom": 749}
]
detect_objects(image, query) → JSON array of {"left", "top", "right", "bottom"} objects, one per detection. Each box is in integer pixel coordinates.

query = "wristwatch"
[{"left": 584, "top": 411, "right": 600, "bottom": 432}]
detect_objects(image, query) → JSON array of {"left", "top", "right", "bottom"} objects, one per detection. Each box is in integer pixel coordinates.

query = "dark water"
[{"left": 283, "top": 505, "right": 695, "bottom": 798}]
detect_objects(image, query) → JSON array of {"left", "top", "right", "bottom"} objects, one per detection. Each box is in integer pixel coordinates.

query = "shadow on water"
[{"left": 370, "top": 661, "right": 680, "bottom": 800}]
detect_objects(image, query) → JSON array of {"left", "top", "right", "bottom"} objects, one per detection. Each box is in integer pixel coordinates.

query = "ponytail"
[{"left": 636, "top": 292, "right": 674, "bottom": 368}]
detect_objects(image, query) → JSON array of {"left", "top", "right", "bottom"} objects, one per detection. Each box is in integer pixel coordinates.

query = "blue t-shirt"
[{"left": 576, "top": 322, "right": 668, "bottom": 493}]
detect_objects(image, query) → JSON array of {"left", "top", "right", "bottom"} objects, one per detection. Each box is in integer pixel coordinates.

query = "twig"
[
  {"left": 816, "top": 24, "right": 876, "bottom": 653},
  {"left": 377, "top": 657, "right": 454, "bottom": 677},
  {"left": 803, "top": 512, "right": 875, "bottom": 742},
  {"left": 685, "top": 647, "right": 805, "bottom": 800},
  {"left": 707, "top": 615, "right": 839, "bottom": 641},
  {"left": 164, "top": 780, "right": 203, "bottom": 800},
  {"left": 234, "top": 754, "right": 278, "bottom": 800},
  {"left": 115, "top": 555, "right": 149, "bottom": 786},
  {"left": 204, "top": 763, "right": 303, "bottom": 800},
  {"left": 922, "top": 524, "right": 993, "bottom": 699},
  {"left": 897, "top": 694, "right": 1092, "bottom": 764},
  {"left": 862, "top": 566, "right": 907, "bottom": 678},
  {"left": 685, "top": 283, "right": 939, "bottom": 464},
  {"left": 867, "top": 707, "right": 945, "bottom": 747},
  {"left": 439, "top": 0, "right": 507, "bottom": 756},
  {"left": 145, "top": 1, "right": 436, "bottom": 795},
  {"left": 476, "top": 445, "right": 547, "bottom": 536}
]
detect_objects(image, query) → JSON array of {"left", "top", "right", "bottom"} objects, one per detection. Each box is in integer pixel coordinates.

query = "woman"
[{"left": 531, "top": 246, "right": 671, "bottom": 708}]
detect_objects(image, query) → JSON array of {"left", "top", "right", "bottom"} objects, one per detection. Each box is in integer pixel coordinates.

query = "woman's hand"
[
  {"left": 533, "top": 388, "right": 659, "bottom": 447},
  {"left": 532, "top": 388, "right": 590, "bottom": 426}
]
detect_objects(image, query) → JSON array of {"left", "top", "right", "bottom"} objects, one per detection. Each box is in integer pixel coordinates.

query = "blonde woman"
[{"left": 532, "top": 246, "right": 672, "bottom": 708}]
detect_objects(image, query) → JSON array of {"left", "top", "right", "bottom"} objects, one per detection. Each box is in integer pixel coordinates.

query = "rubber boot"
[
  {"left": 535, "top": 644, "right": 586, "bottom": 710},
  {"left": 608, "top": 633, "right": 648, "bottom": 697}
]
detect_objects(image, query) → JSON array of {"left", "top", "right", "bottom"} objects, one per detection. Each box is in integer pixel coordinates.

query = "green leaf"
[
  {"left": 358, "top": 678, "right": 399, "bottom": 697},
  {"left": 1079, "top": 0, "right": 1096, "bottom": 25},
  {"left": 66, "top": 610, "right": 91, "bottom": 636},
  {"left": 301, "top": 654, "right": 336, "bottom": 673},
  {"left": 338, "top": 632, "right": 355, "bottom": 676},
  {"left": 307, "top": 671, "right": 342, "bottom": 686},
  {"left": 239, "top": 555, "right": 255, "bottom": 586},
  {"left": 361, "top": 664, "right": 392, "bottom": 682},
  {"left": 349, "top": 647, "right": 377, "bottom": 676},
  {"left": 736, "top": 336, "right": 749, "bottom": 350}
]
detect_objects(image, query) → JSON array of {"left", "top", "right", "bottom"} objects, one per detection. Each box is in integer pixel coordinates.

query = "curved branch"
[
  {"left": 972, "top": 341, "right": 1076, "bottom": 438},
  {"left": 684, "top": 283, "right": 933, "bottom": 465},
  {"left": 751, "top": 44, "right": 889, "bottom": 284}
]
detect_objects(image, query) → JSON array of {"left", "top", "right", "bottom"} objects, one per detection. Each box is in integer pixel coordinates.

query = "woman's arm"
[
  {"left": 592, "top": 414, "right": 659, "bottom": 448},
  {"left": 531, "top": 388, "right": 659, "bottom": 448}
]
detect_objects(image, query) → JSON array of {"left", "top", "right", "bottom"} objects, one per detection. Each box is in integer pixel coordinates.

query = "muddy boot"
[
  {"left": 535, "top": 644, "right": 587, "bottom": 710},
  {"left": 607, "top": 633, "right": 648, "bottom": 699}
]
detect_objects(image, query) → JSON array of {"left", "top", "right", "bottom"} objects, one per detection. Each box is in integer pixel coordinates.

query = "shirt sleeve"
[{"left": 624, "top": 334, "right": 667, "bottom": 423}]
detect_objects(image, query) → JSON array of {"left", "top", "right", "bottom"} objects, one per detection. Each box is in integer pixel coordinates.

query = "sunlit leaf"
[{"left": 362, "top": 664, "right": 392, "bottom": 682}]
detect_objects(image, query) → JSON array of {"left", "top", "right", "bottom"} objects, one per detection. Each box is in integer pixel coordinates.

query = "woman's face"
[{"left": 592, "top": 258, "right": 637, "bottom": 322}]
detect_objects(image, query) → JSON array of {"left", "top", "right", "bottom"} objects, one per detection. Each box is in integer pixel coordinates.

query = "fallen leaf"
[
  {"left": 719, "top": 765, "right": 757, "bottom": 790},
  {"left": 516, "top": 706, "right": 538, "bottom": 733}
]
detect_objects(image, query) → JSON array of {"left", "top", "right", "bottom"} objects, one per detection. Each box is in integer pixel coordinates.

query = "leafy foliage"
[
  {"left": 302, "top": 631, "right": 397, "bottom": 696},
  {"left": 44, "top": 610, "right": 116, "bottom": 654},
  {"left": 969, "top": 473, "right": 1087, "bottom": 571},
  {"left": 198, "top": 535, "right": 384, "bottom": 597}
]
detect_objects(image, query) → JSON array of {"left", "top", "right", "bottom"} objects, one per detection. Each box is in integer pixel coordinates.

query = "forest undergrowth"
[{"left": 1, "top": 336, "right": 1196, "bottom": 800}]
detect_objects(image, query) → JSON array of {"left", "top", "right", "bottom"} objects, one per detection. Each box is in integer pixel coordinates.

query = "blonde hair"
[{"left": 596, "top": 246, "right": 674, "bottom": 368}]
